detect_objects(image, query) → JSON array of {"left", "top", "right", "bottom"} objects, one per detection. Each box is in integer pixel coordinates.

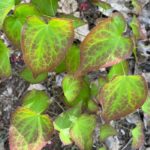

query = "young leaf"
[
  {"left": 31, "top": 0, "right": 58, "bottom": 17},
  {"left": 22, "top": 90, "right": 50, "bottom": 113},
  {"left": 70, "top": 114, "right": 96, "bottom": 150},
  {"left": 22, "top": 16, "right": 74, "bottom": 76},
  {"left": 91, "top": 0, "right": 111, "bottom": 10},
  {"left": 66, "top": 44, "right": 80, "bottom": 74},
  {"left": 62, "top": 75, "right": 82, "bottom": 104},
  {"left": 108, "top": 61, "right": 129, "bottom": 80},
  {"left": 59, "top": 14, "right": 86, "bottom": 28},
  {"left": 99, "top": 75, "right": 147, "bottom": 122},
  {"left": 54, "top": 104, "right": 82, "bottom": 145},
  {"left": 130, "top": 15, "right": 145, "bottom": 40},
  {"left": 3, "top": 4, "right": 40, "bottom": 48},
  {"left": 99, "top": 124, "right": 117, "bottom": 141},
  {"left": 0, "top": 40, "right": 11, "bottom": 78},
  {"left": 142, "top": 96, "right": 150, "bottom": 116},
  {"left": 77, "top": 13, "right": 133, "bottom": 76},
  {"left": 9, "top": 108, "right": 53, "bottom": 150},
  {"left": 64, "top": 79, "right": 90, "bottom": 106},
  {"left": 131, "top": 122, "right": 144, "bottom": 149},
  {"left": 98, "top": 146, "right": 107, "bottom": 150},
  {"left": 19, "top": 67, "right": 48, "bottom": 84},
  {"left": 0, "top": 0, "right": 14, "bottom": 28}
]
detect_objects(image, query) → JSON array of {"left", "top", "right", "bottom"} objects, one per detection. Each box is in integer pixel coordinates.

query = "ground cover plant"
[{"left": 0, "top": 0, "right": 150, "bottom": 150}]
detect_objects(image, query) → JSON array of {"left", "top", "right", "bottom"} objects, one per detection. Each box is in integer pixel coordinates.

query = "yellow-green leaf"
[
  {"left": 22, "top": 16, "right": 74, "bottom": 76},
  {"left": 142, "top": 96, "right": 150, "bottom": 116},
  {"left": 108, "top": 61, "right": 129, "bottom": 80},
  {"left": 99, "top": 124, "right": 117, "bottom": 141},
  {"left": 77, "top": 13, "right": 133, "bottom": 76},
  {"left": 70, "top": 114, "right": 96, "bottom": 150},
  {"left": 0, "top": 40, "right": 11, "bottom": 78},
  {"left": 22, "top": 90, "right": 50, "bottom": 113},
  {"left": 62, "top": 75, "right": 82, "bottom": 104},
  {"left": 54, "top": 104, "right": 82, "bottom": 145},
  {"left": 9, "top": 107, "right": 53, "bottom": 150},
  {"left": 0, "top": 0, "right": 14, "bottom": 28},
  {"left": 99, "top": 75, "right": 148, "bottom": 122},
  {"left": 31, "top": 0, "right": 58, "bottom": 17},
  {"left": 3, "top": 4, "right": 40, "bottom": 48},
  {"left": 131, "top": 122, "right": 144, "bottom": 149},
  {"left": 66, "top": 44, "right": 80, "bottom": 74}
]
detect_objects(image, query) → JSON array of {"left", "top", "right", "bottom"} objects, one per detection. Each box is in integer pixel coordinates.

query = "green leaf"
[
  {"left": 70, "top": 114, "right": 96, "bottom": 150},
  {"left": 130, "top": 15, "right": 144, "bottom": 40},
  {"left": 87, "top": 99, "right": 98, "bottom": 113},
  {"left": 64, "top": 79, "right": 90, "bottom": 106},
  {"left": 59, "top": 14, "right": 86, "bottom": 28},
  {"left": 22, "top": 90, "right": 50, "bottom": 113},
  {"left": 31, "top": 0, "right": 58, "bottom": 17},
  {"left": 54, "top": 60, "right": 66, "bottom": 73},
  {"left": 108, "top": 61, "right": 129, "bottom": 80},
  {"left": 0, "top": 0, "right": 14, "bottom": 28},
  {"left": 131, "top": 122, "right": 144, "bottom": 149},
  {"left": 99, "top": 75, "right": 148, "bottom": 122},
  {"left": 90, "top": 76, "right": 107, "bottom": 98},
  {"left": 62, "top": 75, "right": 82, "bottom": 104},
  {"left": 66, "top": 44, "right": 80, "bottom": 74},
  {"left": 131, "top": 0, "right": 142, "bottom": 14},
  {"left": 9, "top": 107, "right": 53, "bottom": 150},
  {"left": 54, "top": 104, "right": 82, "bottom": 145},
  {"left": 77, "top": 13, "right": 132, "bottom": 76},
  {"left": 142, "top": 96, "right": 150, "bottom": 116},
  {"left": 91, "top": 0, "right": 111, "bottom": 10},
  {"left": 3, "top": 4, "right": 40, "bottom": 48},
  {"left": 19, "top": 67, "right": 48, "bottom": 83},
  {"left": 15, "top": 0, "right": 21, "bottom": 5},
  {"left": 0, "top": 40, "right": 11, "bottom": 78},
  {"left": 99, "top": 124, "right": 117, "bottom": 141},
  {"left": 22, "top": 16, "right": 74, "bottom": 76}
]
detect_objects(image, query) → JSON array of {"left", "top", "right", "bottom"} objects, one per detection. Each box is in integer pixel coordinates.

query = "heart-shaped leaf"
[
  {"left": 70, "top": 114, "right": 96, "bottom": 150},
  {"left": 0, "top": 0, "right": 14, "bottom": 28},
  {"left": 22, "top": 90, "right": 50, "bottom": 113},
  {"left": 77, "top": 13, "right": 133, "bottom": 76},
  {"left": 22, "top": 16, "right": 74, "bottom": 76},
  {"left": 108, "top": 61, "right": 129, "bottom": 80},
  {"left": 142, "top": 95, "right": 150, "bottom": 116},
  {"left": 131, "top": 122, "right": 144, "bottom": 149},
  {"left": 54, "top": 104, "right": 82, "bottom": 145},
  {"left": 66, "top": 44, "right": 80, "bottom": 74},
  {"left": 19, "top": 67, "right": 48, "bottom": 84},
  {"left": 9, "top": 107, "right": 53, "bottom": 150},
  {"left": 3, "top": 4, "right": 40, "bottom": 48},
  {"left": 99, "top": 75, "right": 147, "bottom": 122},
  {"left": 31, "top": 0, "right": 58, "bottom": 17},
  {"left": 99, "top": 124, "right": 117, "bottom": 141},
  {"left": 0, "top": 40, "right": 11, "bottom": 78},
  {"left": 62, "top": 75, "right": 82, "bottom": 104}
]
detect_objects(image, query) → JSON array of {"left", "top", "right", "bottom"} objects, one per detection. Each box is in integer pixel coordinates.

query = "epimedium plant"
[{"left": 0, "top": 0, "right": 149, "bottom": 150}]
